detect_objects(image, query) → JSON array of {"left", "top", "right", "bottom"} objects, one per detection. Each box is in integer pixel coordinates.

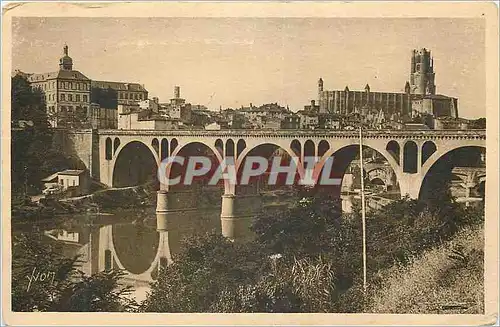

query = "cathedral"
[{"left": 317, "top": 48, "right": 459, "bottom": 120}]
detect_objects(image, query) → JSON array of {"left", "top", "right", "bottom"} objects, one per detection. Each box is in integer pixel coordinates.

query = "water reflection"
[
  {"left": 19, "top": 189, "right": 394, "bottom": 303},
  {"left": 32, "top": 206, "right": 223, "bottom": 302}
]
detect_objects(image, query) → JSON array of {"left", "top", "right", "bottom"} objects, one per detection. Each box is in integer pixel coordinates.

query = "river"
[{"left": 12, "top": 192, "right": 391, "bottom": 303}]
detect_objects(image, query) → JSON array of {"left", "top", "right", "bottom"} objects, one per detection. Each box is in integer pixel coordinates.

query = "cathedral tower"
[{"left": 409, "top": 48, "right": 435, "bottom": 95}]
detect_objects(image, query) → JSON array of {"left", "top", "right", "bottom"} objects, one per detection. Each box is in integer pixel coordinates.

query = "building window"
[
  {"left": 68, "top": 94, "right": 73, "bottom": 102},
  {"left": 76, "top": 94, "right": 80, "bottom": 102},
  {"left": 59, "top": 82, "right": 63, "bottom": 88},
  {"left": 67, "top": 106, "right": 73, "bottom": 113},
  {"left": 60, "top": 94, "right": 65, "bottom": 101},
  {"left": 83, "top": 95, "right": 88, "bottom": 102},
  {"left": 72, "top": 180, "right": 75, "bottom": 186},
  {"left": 65, "top": 82, "right": 69, "bottom": 89},
  {"left": 119, "top": 92, "right": 123, "bottom": 99},
  {"left": 135, "top": 94, "right": 138, "bottom": 100}
]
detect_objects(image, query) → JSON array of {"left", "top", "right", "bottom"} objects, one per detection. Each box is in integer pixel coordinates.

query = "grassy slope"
[{"left": 367, "top": 224, "right": 484, "bottom": 314}]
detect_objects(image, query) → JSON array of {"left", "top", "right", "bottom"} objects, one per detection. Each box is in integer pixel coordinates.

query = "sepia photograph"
[{"left": 2, "top": 2, "right": 498, "bottom": 326}]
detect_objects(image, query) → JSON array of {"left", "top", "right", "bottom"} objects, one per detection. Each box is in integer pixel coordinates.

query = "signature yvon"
[{"left": 26, "top": 267, "right": 56, "bottom": 292}]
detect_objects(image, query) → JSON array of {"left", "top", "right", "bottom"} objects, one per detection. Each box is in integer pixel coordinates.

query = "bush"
[
  {"left": 367, "top": 225, "right": 484, "bottom": 314},
  {"left": 12, "top": 233, "right": 137, "bottom": 312},
  {"left": 140, "top": 233, "right": 265, "bottom": 312}
]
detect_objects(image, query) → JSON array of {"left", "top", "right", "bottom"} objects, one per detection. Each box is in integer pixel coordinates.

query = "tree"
[
  {"left": 11, "top": 75, "right": 74, "bottom": 194},
  {"left": 11, "top": 233, "right": 137, "bottom": 312},
  {"left": 141, "top": 184, "right": 484, "bottom": 313},
  {"left": 140, "top": 233, "right": 265, "bottom": 312}
]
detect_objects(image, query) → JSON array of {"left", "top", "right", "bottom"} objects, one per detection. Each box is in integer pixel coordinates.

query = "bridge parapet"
[{"left": 95, "top": 129, "right": 486, "bottom": 140}]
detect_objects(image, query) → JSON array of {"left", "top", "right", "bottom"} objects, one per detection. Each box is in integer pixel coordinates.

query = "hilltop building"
[
  {"left": 317, "top": 48, "right": 459, "bottom": 120},
  {"left": 16, "top": 44, "right": 149, "bottom": 129},
  {"left": 91, "top": 80, "right": 148, "bottom": 106},
  {"left": 160, "top": 86, "right": 192, "bottom": 124},
  {"left": 23, "top": 45, "right": 91, "bottom": 128}
]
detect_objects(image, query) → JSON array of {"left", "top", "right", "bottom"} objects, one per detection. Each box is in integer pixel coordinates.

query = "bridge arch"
[
  {"left": 419, "top": 145, "right": 486, "bottom": 200},
  {"left": 237, "top": 139, "right": 246, "bottom": 158},
  {"left": 318, "top": 140, "right": 330, "bottom": 157},
  {"left": 215, "top": 139, "right": 224, "bottom": 156},
  {"left": 315, "top": 144, "right": 402, "bottom": 198},
  {"left": 105, "top": 137, "right": 113, "bottom": 160},
  {"left": 165, "top": 141, "right": 225, "bottom": 192},
  {"left": 113, "top": 137, "right": 121, "bottom": 155},
  {"left": 421, "top": 141, "right": 437, "bottom": 165},
  {"left": 225, "top": 139, "right": 235, "bottom": 157},
  {"left": 403, "top": 141, "right": 418, "bottom": 173},
  {"left": 112, "top": 140, "right": 159, "bottom": 188},
  {"left": 170, "top": 138, "right": 178, "bottom": 155},
  {"left": 304, "top": 140, "right": 315, "bottom": 158},
  {"left": 290, "top": 139, "right": 301, "bottom": 157},
  {"left": 160, "top": 138, "right": 169, "bottom": 161},
  {"left": 100, "top": 223, "right": 178, "bottom": 284},
  {"left": 386, "top": 140, "right": 400, "bottom": 164},
  {"left": 112, "top": 223, "right": 160, "bottom": 275},
  {"left": 152, "top": 138, "right": 160, "bottom": 156},
  {"left": 235, "top": 142, "right": 301, "bottom": 191}
]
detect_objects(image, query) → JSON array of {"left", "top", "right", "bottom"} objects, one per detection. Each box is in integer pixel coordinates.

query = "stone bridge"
[{"left": 63, "top": 128, "right": 486, "bottom": 240}]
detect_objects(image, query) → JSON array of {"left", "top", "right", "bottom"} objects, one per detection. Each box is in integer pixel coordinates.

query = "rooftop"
[
  {"left": 27, "top": 70, "right": 90, "bottom": 82},
  {"left": 91, "top": 80, "right": 148, "bottom": 92}
]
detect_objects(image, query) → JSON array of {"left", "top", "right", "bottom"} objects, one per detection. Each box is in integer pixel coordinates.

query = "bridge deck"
[{"left": 85, "top": 128, "right": 486, "bottom": 139}]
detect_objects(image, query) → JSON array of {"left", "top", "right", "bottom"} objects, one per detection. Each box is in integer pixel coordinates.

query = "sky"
[{"left": 12, "top": 17, "right": 485, "bottom": 119}]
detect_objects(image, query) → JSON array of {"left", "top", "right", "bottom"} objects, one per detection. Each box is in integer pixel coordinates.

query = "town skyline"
[{"left": 12, "top": 17, "right": 485, "bottom": 118}]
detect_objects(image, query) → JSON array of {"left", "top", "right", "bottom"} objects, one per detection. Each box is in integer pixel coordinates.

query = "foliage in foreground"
[
  {"left": 141, "top": 186, "right": 485, "bottom": 313},
  {"left": 367, "top": 225, "right": 484, "bottom": 314},
  {"left": 12, "top": 186, "right": 485, "bottom": 313},
  {"left": 11, "top": 233, "right": 137, "bottom": 312}
]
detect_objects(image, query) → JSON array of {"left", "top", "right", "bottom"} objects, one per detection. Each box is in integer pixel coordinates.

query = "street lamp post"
[{"left": 359, "top": 126, "right": 367, "bottom": 293}]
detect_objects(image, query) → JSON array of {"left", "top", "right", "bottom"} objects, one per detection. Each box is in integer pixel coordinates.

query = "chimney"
[
  {"left": 311, "top": 100, "right": 315, "bottom": 106},
  {"left": 174, "top": 86, "right": 180, "bottom": 99}
]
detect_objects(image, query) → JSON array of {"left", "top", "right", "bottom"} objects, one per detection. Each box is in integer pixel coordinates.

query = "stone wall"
[{"left": 51, "top": 128, "right": 100, "bottom": 179}]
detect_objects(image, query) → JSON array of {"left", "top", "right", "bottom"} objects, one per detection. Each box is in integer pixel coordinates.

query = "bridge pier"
[
  {"left": 155, "top": 189, "right": 202, "bottom": 216},
  {"left": 156, "top": 213, "right": 181, "bottom": 266},
  {"left": 398, "top": 172, "right": 424, "bottom": 200},
  {"left": 220, "top": 193, "right": 262, "bottom": 241}
]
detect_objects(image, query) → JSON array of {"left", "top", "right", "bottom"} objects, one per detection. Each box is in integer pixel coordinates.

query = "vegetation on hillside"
[
  {"left": 140, "top": 186, "right": 484, "bottom": 313},
  {"left": 368, "top": 225, "right": 484, "bottom": 314},
  {"left": 11, "top": 75, "right": 74, "bottom": 195},
  {"left": 11, "top": 182, "right": 484, "bottom": 312}
]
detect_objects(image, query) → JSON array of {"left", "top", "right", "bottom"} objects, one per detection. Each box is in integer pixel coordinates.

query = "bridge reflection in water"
[
  {"left": 42, "top": 207, "right": 222, "bottom": 302},
  {"left": 41, "top": 189, "right": 396, "bottom": 298},
  {"left": 40, "top": 173, "right": 484, "bottom": 302}
]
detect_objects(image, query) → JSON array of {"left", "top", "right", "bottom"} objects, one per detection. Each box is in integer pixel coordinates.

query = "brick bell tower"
[{"left": 409, "top": 48, "right": 436, "bottom": 95}]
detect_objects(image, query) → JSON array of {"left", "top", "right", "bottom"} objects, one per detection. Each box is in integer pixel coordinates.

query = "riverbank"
[{"left": 11, "top": 184, "right": 156, "bottom": 222}]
